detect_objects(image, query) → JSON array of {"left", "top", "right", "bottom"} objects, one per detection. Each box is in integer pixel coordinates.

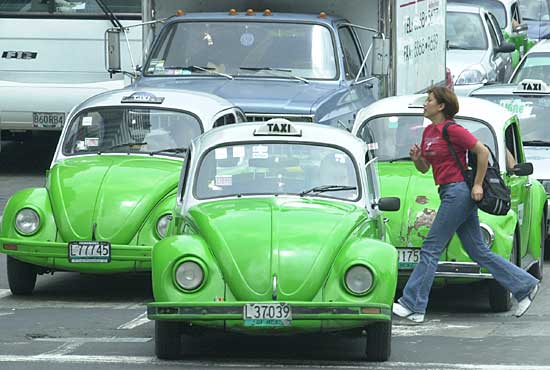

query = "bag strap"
[{"left": 442, "top": 121, "right": 469, "bottom": 178}]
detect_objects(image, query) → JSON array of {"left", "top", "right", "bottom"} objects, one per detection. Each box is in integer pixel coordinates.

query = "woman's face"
[{"left": 423, "top": 93, "right": 444, "bottom": 120}]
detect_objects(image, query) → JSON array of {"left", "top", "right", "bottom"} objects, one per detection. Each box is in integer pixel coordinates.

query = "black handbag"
[{"left": 443, "top": 122, "right": 511, "bottom": 216}]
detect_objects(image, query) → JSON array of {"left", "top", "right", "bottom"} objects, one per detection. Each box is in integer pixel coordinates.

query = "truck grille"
[{"left": 245, "top": 114, "right": 314, "bottom": 123}]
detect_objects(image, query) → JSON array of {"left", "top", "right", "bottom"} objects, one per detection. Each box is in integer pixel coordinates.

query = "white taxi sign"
[
  {"left": 253, "top": 119, "right": 302, "bottom": 137},
  {"left": 514, "top": 79, "right": 550, "bottom": 94}
]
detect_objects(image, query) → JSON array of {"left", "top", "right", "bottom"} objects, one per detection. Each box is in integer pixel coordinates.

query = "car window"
[
  {"left": 488, "top": 13, "right": 505, "bottom": 44},
  {"left": 505, "top": 121, "right": 523, "bottom": 164},
  {"left": 357, "top": 115, "right": 497, "bottom": 161},
  {"left": 62, "top": 107, "right": 202, "bottom": 156},
  {"left": 338, "top": 26, "right": 365, "bottom": 80},
  {"left": 511, "top": 3, "right": 522, "bottom": 26},
  {"left": 485, "top": 14, "right": 501, "bottom": 48},
  {"left": 194, "top": 143, "right": 360, "bottom": 200},
  {"left": 449, "top": 0, "right": 507, "bottom": 28},
  {"left": 447, "top": 12, "right": 488, "bottom": 50},
  {"left": 511, "top": 52, "right": 550, "bottom": 82},
  {"left": 519, "top": 0, "right": 550, "bottom": 21}
]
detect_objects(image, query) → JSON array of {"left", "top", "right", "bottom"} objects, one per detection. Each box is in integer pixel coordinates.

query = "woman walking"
[{"left": 392, "top": 86, "right": 540, "bottom": 323}]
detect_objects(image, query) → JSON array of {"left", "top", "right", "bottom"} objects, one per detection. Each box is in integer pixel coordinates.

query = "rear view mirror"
[
  {"left": 511, "top": 162, "right": 533, "bottom": 176},
  {"left": 373, "top": 197, "right": 400, "bottom": 211},
  {"left": 105, "top": 29, "right": 121, "bottom": 74},
  {"left": 495, "top": 42, "right": 516, "bottom": 54}
]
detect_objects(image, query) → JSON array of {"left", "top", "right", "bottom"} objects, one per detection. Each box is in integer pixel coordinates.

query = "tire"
[
  {"left": 7, "top": 256, "right": 37, "bottom": 295},
  {"left": 528, "top": 217, "right": 545, "bottom": 280},
  {"left": 155, "top": 321, "right": 181, "bottom": 360},
  {"left": 365, "top": 320, "right": 392, "bottom": 362},
  {"left": 488, "top": 280, "right": 512, "bottom": 312}
]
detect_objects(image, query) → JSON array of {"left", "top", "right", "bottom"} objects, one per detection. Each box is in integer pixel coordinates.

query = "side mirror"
[
  {"left": 373, "top": 197, "right": 400, "bottom": 211},
  {"left": 495, "top": 42, "right": 516, "bottom": 54},
  {"left": 513, "top": 23, "right": 528, "bottom": 33},
  {"left": 371, "top": 35, "right": 390, "bottom": 76},
  {"left": 511, "top": 162, "right": 533, "bottom": 176},
  {"left": 105, "top": 29, "right": 122, "bottom": 74}
]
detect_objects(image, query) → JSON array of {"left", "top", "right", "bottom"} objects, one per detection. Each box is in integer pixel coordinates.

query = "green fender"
[
  {"left": 324, "top": 238, "right": 397, "bottom": 306},
  {"left": 0, "top": 188, "right": 57, "bottom": 241},
  {"left": 526, "top": 180, "right": 547, "bottom": 261},
  {"left": 151, "top": 234, "right": 225, "bottom": 303},
  {"left": 135, "top": 190, "right": 177, "bottom": 246}
]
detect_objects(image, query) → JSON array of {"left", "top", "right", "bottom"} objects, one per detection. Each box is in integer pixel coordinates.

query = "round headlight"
[
  {"left": 15, "top": 208, "right": 40, "bottom": 235},
  {"left": 345, "top": 265, "right": 373, "bottom": 295},
  {"left": 175, "top": 261, "right": 204, "bottom": 291},
  {"left": 156, "top": 214, "right": 172, "bottom": 239},
  {"left": 480, "top": 223, "right": 495, "bottom": 247}
]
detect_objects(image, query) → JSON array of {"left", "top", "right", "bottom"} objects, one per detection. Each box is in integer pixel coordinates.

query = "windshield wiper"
[
  {"left": 240, "top": 66, "right": 309, "bottom": 84},
  {"left": 164, "top": 65, "right": 233, "bottom": 79},
  {"left": 523, "top": 140, "right": 550, "bottom": 146},
  {"left": 388, "top": 156, "right": 411, "bottom": 163},
  {"left": 149, "top": 147, "right": 188, "bottom": 155},
  {"left": 300, "top": 185, "right": 357, "bottom": 196},
  {"left": 105, "top": 142, "right": 147, "bottom": 150}
]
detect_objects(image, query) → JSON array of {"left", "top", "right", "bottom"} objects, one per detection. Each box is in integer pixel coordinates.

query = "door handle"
[{"left": 525, "top": 182, "right": 533, "bottom": 188}]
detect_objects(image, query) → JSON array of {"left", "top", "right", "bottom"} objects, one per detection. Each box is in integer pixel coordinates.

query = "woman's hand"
[
  {"left": 409, "top": 144, "right": 422, "bottom": 161},
  {"left": 471, "top": 183, "right": 484, "bottom": 202}
]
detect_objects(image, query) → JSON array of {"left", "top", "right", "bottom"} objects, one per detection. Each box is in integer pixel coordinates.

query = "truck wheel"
[
  {"left": 365, "top": 320, "right": 391, "bottom": 361},
  {"left": 7, "top": 256, "right": 37, "bottom": 295},
  {"left": 488, "top": 280, "right": 512, "bottom": 312},
  {"left": 155, "top": 321, "right": 181, "bottom": 360}
]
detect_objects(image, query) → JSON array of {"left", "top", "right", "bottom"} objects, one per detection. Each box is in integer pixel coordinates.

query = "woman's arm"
[
  {"left": 410, "top": 144, "right": 430, "bottom": 173},
  {"left": 469, "top": 141, "right": 489, "bottom": 201}
]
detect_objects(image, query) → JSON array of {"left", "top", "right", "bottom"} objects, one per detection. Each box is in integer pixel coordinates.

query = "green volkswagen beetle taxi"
[
  {"left": 0, "top": 88, "right": 245, "bottom": 295},
  {"left": 352, "top": 95, "right": 546, "bottom": 313},
  {"left": 147, "top": 120, "right": 400, "bottom": 361}
]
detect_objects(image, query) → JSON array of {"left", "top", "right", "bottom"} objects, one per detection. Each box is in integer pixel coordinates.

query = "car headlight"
[
  {"left": 14, "top": 208, "right": 40, "bottom": 236},
  {"left": 455, "top": 66, "right": 487, "bottom": 85},
  {"left": 344, "top": 265, "right": 374, "bottom": 295},
  {"left": 175, "top": 261, "right": 204, "bottom": 291},
  {"left": 480, "top": 223, "right": 495, "bottom": 247},
  {"left": 156, "top": 214, "right": 172, "bottom": 239}
]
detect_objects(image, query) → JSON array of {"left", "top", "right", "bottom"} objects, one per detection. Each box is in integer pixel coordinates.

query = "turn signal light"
[
  {"left": 4, "top": 244, "right": 18, "bottom": 251},
  {"left": 246, "top": 8, "right": 255, "bottom": 16},
  {"left": 319, "top": 11, "right": 328, "bottom": 19},
  {"left": 361, "top": 307, "right": 381, "bottom": 314},
  {"left": 175, "top": 9, "right": 185, "bottom": 16},
  {"left": 263, "top": 9, "right": 272, "bottom": 16},
  {"left": 228, "top": 8, "right": 237, "bottom": 15}
]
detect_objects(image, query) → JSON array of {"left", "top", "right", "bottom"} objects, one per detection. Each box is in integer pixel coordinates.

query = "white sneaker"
[
  {"left": 515, "top": 283, "right": 540, "bottom": 318},
  {"left": 392, "top": 302, "right": 425, "bottom": 323}
]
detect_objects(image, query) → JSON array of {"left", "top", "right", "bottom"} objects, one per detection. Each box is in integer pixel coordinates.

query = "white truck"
[{"left": 107, "top": 0, "right": 447, "bottom": 129}]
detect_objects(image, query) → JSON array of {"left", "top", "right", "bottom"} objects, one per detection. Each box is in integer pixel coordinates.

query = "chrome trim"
[
  {"left": 399, "top": 261, "right": 494, "bottom": 280},
  {"left": 479, "top": 223, "right": 495, "bottom": 247},
  {"left": 272, "top": 275, "right": 278, "bottom": 301}
]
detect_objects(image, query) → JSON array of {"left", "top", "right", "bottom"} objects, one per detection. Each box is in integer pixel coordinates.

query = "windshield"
[
  {"left": 511, "top": 53, "right": 550, "bottom": 83},
  {"left": 194, "top": 143, "right": 359, "bottom": 200},
  {"left": 447, "top": 12, "right": 488, "bottom": 50},
  {"left": 450, "top": 0, "right": 507, "bottom": 28},
  {"left": 146, "top": 21, "right": 337, "bottom": 80},
  {"left": 520, "top": 0, "right": 550, "bottom": 20},
  {"left": 478, "top": 94, "right": 550, "bottom": 143},
  {"left": 0, "top": 0, "right": 140, "bottom": 14},
  {"left": 62, "top": 107, "right": 202, "bottom": 156},
  {"left": 357, "top": 115, "right": 497, "bottom": 161}
]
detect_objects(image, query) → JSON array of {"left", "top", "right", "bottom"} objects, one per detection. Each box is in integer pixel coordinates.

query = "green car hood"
[
  {"left": 378, "top": 162, "right": 439, "bottom": 248},
  {"left": 189, "top": 197, "right": 367, "bottom": 301},
  {"left": 48, "top": 156, "right": 181, "bottom": 243}
]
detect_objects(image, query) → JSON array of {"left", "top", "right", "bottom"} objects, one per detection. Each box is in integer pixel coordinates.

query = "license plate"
[
  {"left": 68, "top": 241, "right": 111, "bottom": 263},
  {"left": 33, "top": 112, "right": 65, "bottom": 128},
  {"left": 243, "top": 303, "right": 292, "bottom": 327},
  {"left": 398, "top": 248, "right": 420, "bottom": 269}
]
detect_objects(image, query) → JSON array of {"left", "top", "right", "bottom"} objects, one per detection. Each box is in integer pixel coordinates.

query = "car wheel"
[
  {"left": 365, "top": 320, "right": 391, "bottom": 361},
  {"left": 528, "top": 217, "right": 545, "bottom": 280},
  {"left": 488, "top": 280, "right": 512, "bottom": 312},
  {"left": 7, "top": 256, "right": 37, "bottom": 295},
  {"left": 155, "top": 321, "right": 181, "bottom": 360}
]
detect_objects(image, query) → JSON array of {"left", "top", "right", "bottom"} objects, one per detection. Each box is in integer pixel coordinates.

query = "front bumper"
[
  {"left": 0, "top": 237, "right": 151, "bottom": 272},
  {"left": 147, "top": 301, "right": 391, "bottom": 332},
  {"left": 399, "top": 261, "right": 493, "bottom": 279}
]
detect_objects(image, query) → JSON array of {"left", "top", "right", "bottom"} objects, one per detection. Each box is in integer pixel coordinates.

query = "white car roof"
[
  {"left": 523, "top": 39, "right": 550, "bottom": 54},
  {"left": 447, "top": 3, "right": 483, "bottom": 14},
  {"left": 352, "top": 94, "right": 515, "bottom": 135}
]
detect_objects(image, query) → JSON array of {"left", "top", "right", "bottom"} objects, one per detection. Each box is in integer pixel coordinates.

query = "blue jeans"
[{"left": 398, "top": 181, "right": 539, "bottom": 314}]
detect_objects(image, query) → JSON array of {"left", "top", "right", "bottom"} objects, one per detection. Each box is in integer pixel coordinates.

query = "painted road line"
[
  {"left": 117, "top": 311, "right": 150, "bottom": 329},
  {"left": 0, "top": 289, "right": 11, "bottom": 299},
  {"left": 40, "top": 342, "right": 83, "bottom": 356},
  {"left": 30, "top": 337, "right": 151, "bottom": 343},
  {"left": 1, "top": 355, "right": 550, "bottom": 369}
]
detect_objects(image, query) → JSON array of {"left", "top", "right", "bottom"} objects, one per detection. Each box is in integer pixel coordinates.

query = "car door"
[
  {"left": 487, "top": 12, "right": 514, "bottom": 81},
  {"left": 503, "top": 119, "right": 532, "bottom": 258}
]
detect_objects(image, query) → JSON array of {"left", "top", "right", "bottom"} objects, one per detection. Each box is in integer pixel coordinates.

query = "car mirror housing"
[
  {"left": 495, "top": 42, "right": 516, "bottom": 54},
  {"left": 513, "top": 23, "right": 528, "bottom": 33},
  {"left": 511, "top": 162, "right": 533, "bottom": 176},
  {"left": 373, "top": 197, "right": 400, "bottom": 211}
]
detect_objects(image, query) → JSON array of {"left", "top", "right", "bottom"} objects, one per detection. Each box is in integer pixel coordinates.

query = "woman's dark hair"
[{"left": 427, "top": 86, "right": 459, "bottom": 119}]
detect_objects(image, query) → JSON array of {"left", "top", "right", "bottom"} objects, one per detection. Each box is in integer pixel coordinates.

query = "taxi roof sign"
[
  {"left": 121, "top": 91, "right": 165, "bottom": 104},
  {"left": 253, "top": 119, "right": 302, "bottom": 137},
  {"left": 514, "top": 79, "right": 550, "bottom": 94}
]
